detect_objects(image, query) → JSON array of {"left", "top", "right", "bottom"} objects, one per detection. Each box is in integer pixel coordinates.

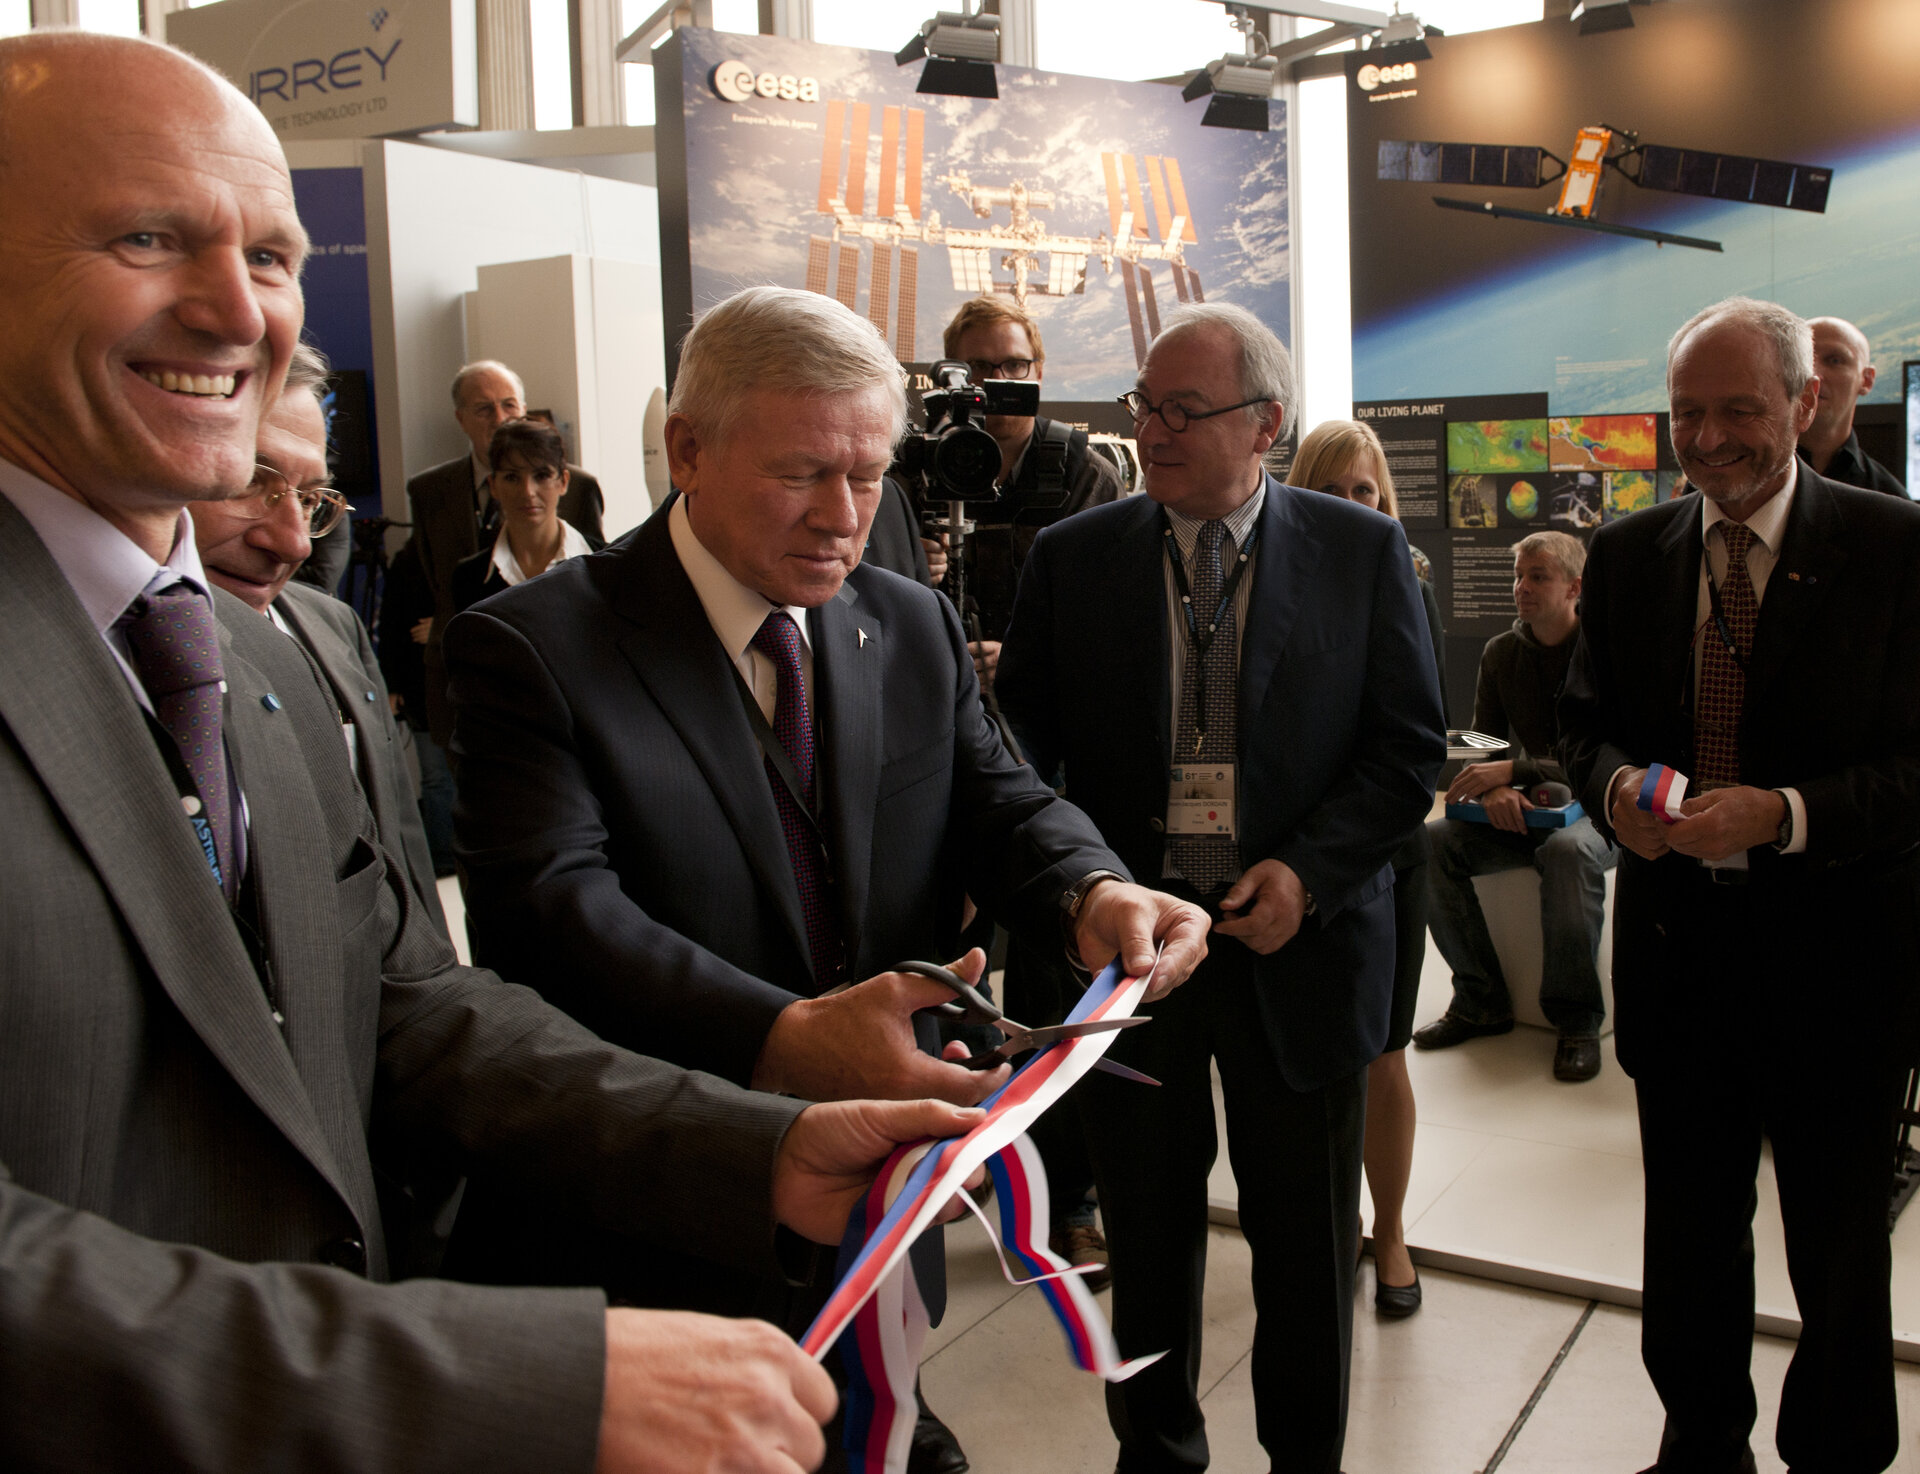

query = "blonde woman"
[{"left": 1291, "top": 419, "right": 1448, "bottom": 1318}]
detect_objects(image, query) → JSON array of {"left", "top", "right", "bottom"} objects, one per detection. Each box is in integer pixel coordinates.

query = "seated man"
[{"left": 1413, "top": 530, "right": 1616, "bottom": 1082}]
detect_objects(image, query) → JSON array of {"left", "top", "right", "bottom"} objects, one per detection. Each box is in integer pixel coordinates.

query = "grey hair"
[
  {"left": 284, "top": 340, "right": 331, "bottom": 400},
  {"left": 1667, "top": 296, "right": 1814, "bottom": 402},
  {"left": 1513, "top": 529, "right": 1586, "bottom": 582},
  {"left": 669, "top": 287, "right": 908, "bottom": 446},
  {"left": 450, "top": 359, "right": 524, "bottom": 407},
  {"left": 1153, "top": 302, "right": 1297, "bottom": 441}
]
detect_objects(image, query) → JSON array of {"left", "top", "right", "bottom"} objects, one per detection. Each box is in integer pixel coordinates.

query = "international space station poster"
[{"left": 654, "top": 26, "right": 1290, "bottom": 400}]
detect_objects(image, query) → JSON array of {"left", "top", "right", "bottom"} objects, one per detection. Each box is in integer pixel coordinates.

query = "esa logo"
[
  {"left": 1355, "top": 61, "right": 1417, "bottom": 91},
  {"left": 712, "top": 59, "right": 820, "bottom": 104}
]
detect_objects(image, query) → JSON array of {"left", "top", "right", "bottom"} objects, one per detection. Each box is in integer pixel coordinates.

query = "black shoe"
[
  {"left": 908, "top": 1406, "right": 969, "bottom": 1474},
  {"left": 1553, "top": 1034, "right": 1601, "bottom": 1082},
  {"left": 1410, "top": 1012, "right": 1514, "bottom": 1050},
  {"left": 1375, "top": 1269, "right": 1422, "bottom": 1319}
]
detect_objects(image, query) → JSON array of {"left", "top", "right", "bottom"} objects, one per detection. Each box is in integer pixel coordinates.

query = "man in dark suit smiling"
[
  {"left": 996, "top": 303, "right": 1444, "bottom": 1474},
  {"left": 1560, "top": 296, "right": 1920, "bottom": 1474}
]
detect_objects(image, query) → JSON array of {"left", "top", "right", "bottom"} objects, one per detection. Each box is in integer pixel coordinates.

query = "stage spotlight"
[
  {"left": 896, "top": 6, "right": 1000, "bottom": 99},
  {"left": 1370, "top": 6, "right": 1439, "bottom": 62},
  {"left": 1182, "top": 5, "right": 1279, "bottom": 132},
  {"left": 1571, "top": 0, "right": 1635, "bottom": 34}
]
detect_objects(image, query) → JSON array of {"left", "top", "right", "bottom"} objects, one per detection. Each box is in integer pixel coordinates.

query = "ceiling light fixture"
[
  {"left": 1181, "top": 5, "right": 1281, "bottom": 133},
  {"left": 896, "top": 3, "right": 1001, "bottom": 100},
  {"left": 1571, "top": 0, "right": 1636, "bottom": 35}
]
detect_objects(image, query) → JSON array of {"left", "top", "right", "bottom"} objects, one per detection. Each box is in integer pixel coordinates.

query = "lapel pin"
[
  {"left": 261, "top": 693, "right": 282, "bottom": 712},
  {"left": 858, "top": 627, "right": 870, "bottom": 648}
]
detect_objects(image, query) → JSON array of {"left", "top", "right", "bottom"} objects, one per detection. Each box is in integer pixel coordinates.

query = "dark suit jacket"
[
  {"left": 995, "top": 477, "right": 1446, "bottom": 1092},
  {"left": 0, "top": 493, "right": 805, "bottom": 1471},
  {"left": 443, "top": 506, "right": 1124, "bottom": 1090},
  {"left": 1558, "top": 472, "right": 1920, "bottom": 1077},
  {"left": 405, "top": 454, "right": 606, "bottom": 743},
  {"left": 448, "top": 524, "right": 609, "bottom": 619},
  {"left": 274, "top": 580, "right": 449, "bottom": 937}
]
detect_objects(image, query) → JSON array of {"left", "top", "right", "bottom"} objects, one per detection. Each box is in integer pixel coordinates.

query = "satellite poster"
[
  {"left": 1346, "top": 0, "right": 1920, "bottom": 418},
  {"left": 655, "top": 27, "right": 1291, "bottom": 399}
]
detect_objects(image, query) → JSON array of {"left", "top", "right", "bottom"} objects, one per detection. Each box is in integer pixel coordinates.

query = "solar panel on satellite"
[{"left": 1632, "top": 143, "right": 1832, "bottom": 213}]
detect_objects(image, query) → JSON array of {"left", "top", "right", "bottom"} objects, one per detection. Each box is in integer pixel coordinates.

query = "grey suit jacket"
[
  {"left": 0, "top": 493, "right": 805, "bottom": 1472},
  {"left": 274, "top": 580, "right": 449, "bottom": 938},
  {"left": 406, "top": 454, "right": 606, "bottom": 743}
]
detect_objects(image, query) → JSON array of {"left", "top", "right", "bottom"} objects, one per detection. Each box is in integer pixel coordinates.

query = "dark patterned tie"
[
  {"left": 1171, "top": 519, "right": 1239, "bottom": 892},
  {"left": 750, "top": 611, "right": 844, "bottom": 991},
  {"left": 119, "top": 583, "right": 234, "bottom": 894},
  {"left": 1695, "top": 521, "right": 1757, "bottom": 788}
]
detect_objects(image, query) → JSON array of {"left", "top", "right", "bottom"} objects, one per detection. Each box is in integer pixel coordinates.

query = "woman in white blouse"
[{"left": 451, "top": 418, "right": 604, "bottom": 613}]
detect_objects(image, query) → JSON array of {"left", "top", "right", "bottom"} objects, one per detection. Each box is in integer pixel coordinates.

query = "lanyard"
[{"left": 1163, "top": 517, "right": 1258, "bottom": 750}]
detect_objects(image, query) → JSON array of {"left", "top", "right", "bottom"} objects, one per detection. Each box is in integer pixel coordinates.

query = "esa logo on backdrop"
[
  {"left": 712, "top": 59, "right": 820, "bottom": 103},
  {"left": 1355, "top": 61, "right": 1417, "bottom": 91}
]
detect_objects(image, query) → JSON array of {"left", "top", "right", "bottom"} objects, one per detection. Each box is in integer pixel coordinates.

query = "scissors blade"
[
  {"left": 1091, "top": 1057, "right": 1161, "bottom": 1086},
  {"left": 1005, "top": 1016, "right": 1147, "bottom": 1050}
]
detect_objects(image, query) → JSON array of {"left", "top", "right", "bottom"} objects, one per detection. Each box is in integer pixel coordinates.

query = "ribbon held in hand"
[
  {"left": 1637, "top": 763, "right": 1689, "bottom": 823},
  {"left": 803, "top": 957, "right": 1165, "bottom": 1473}
]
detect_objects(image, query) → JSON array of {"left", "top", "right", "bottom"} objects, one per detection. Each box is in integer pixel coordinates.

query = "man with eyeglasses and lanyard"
[
  {"left": 920, "top": 297, "right": 1124, "bottom": 691},
  {"left": 996, "top": 303, "right": 1444, "bottom": 1474},
  {"left": 190, "top": 340, "right": 449, "bottom": 940}
]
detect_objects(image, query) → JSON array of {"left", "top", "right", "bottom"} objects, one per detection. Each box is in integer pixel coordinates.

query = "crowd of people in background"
[{"left": 3, "top": 29, "right": 1918, "bottom": 1474}]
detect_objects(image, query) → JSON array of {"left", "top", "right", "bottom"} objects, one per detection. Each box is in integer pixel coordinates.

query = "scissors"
[{"left": 893, "top": 960, "right": 1159, "bottom": 1083}]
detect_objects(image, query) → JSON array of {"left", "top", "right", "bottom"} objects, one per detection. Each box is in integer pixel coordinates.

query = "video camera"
[{"left": 895, "top": 359, "right": 1040, "bottom": 503}]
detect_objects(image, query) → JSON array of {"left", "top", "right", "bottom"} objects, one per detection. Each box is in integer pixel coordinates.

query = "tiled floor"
[{"left": 436, "top": 876, "right": 1920, "bottom": 1470}]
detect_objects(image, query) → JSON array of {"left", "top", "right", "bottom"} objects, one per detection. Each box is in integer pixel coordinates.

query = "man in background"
[
  {"left": 997, "top": 303, "right": 1444, "bottom": 1473},
  {"left": 1414, "top": 530, "right": 1615, "bottom": 1083},
  {"left": 1796, "top": 315, "right": 1905, "bottom": 496},
  {"left": 917, "top": 296, "right": 1124, "bottom": 689},
  {"left": 402, "top": 360, "right": 607, "bottom": 869},
  {"left": 191, "top": 340, "right": 446, "bottom": 935}
]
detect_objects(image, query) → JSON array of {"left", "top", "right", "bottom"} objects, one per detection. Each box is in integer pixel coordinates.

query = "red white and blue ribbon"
[
  {"left": 1637, "top": 763, "right": 1688, "bottom": 823},
  {"left": 802, "top": 956, "right": 1165, "bottom": 1473}
]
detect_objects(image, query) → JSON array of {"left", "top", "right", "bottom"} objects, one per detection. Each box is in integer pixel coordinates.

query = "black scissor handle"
[{"left": 895, "top": 959, "right": 1004, "bottom": 1027}]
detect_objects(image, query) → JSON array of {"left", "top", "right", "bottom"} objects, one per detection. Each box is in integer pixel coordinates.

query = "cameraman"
[{"left": 920, "top": 298, "right": 1124, "bottom": 688}]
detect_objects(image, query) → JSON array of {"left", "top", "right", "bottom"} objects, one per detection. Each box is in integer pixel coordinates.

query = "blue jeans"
[
  {"left": 1425, "top": 814, "right": 1615, "bottom": 1037},
  {"left": 415, "top": 730, "right": 457, "bottom": 877}
]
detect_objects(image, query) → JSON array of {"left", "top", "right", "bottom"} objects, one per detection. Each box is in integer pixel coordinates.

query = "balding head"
[
  {"left": 1802, "top": 316, "right": 1878, "bottom": 466},
  {"left": 0, "top": 34, "right": 306, "bottom": 558}
]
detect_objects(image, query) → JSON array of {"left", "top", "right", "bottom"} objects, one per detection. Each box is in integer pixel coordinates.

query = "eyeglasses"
[
  {"left": 964, "top": 357, "right": 1036, "bottom": 382},
  {"left": 241, "top": 463, "right": 350, "bottom": 537},
  {"left": 1117, "top": 391, "right": 1270, "bottom": 434}
]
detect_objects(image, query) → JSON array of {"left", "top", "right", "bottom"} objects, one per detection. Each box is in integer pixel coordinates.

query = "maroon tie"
[
  {"left": 750, "top": 612, "right": 844, "bottom": 990},
  {"left": 1695, "top": 522, "right": 1757, "bottom": 789},
  {"left": 119, "top": 583, "right": 234, "bottom": 894}
]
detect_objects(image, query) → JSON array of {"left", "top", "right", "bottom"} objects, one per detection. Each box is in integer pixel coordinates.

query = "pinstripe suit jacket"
[{"left": 0, "top": 492, "right": 804, "bottom": 1472}]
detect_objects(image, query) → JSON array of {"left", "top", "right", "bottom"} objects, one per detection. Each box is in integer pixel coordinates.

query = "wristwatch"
[
  {"left": 1059, "top": 869, "right": 1126, "bottom": 923},
  {"left": 1773, "top": 791, "right": 1794, "bottom": 851}
]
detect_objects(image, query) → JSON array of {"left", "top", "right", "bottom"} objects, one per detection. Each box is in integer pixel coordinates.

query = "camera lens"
[{"left": 933, "top": 424, "right": 1001, "bottom": 499}]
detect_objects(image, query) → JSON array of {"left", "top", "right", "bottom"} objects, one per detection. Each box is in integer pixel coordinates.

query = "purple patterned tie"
[
  {"left": 750, "top": 611, "right": 844, "bottom": 990},
  {"left": 119, "top": 583, "right": 234, "bottom": 894}
]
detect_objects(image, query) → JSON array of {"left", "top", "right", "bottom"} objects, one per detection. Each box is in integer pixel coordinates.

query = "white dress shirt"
[{"left": 668, "top": 494, "right": 816, "bottom": 722}]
